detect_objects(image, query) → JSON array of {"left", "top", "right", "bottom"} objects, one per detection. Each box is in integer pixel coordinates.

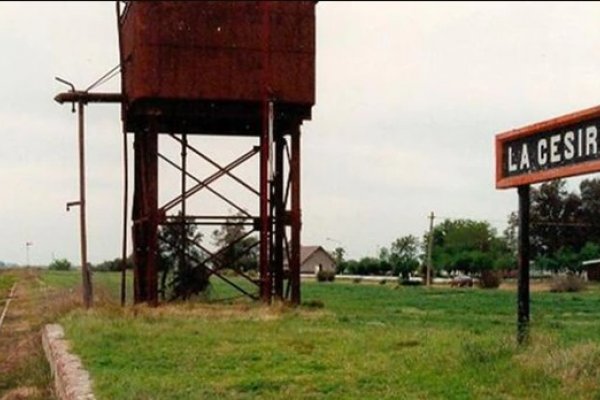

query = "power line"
[{"left": 85, "top": 63, "right": 121, "bottom": 92}]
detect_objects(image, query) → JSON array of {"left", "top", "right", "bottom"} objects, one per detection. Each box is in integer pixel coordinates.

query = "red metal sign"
[{"left": 496, "top": 105, "right": 600, "bottom": 189}]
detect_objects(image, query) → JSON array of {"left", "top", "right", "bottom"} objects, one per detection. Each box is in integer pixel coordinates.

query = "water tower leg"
[
  {"left": 290, "top": 125, "right": 301, "bottom": 305},
  {"left": 145, "top": 128, "right": 159, "bottom": 307},
  {"left": 273, "top": 133, "right": 285, "bottom": 300},
  {"left": 132, "top": 132, "right": 147, "bottom": 303},
  {"left": 259, "top": 115, "right": 272, "bottom": 303},
  {"left": 132, "top": 129, "right": 159, "bottom": 306}
]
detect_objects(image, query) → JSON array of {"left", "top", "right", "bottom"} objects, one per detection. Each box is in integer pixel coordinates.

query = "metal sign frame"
[{"left": 496, "top": 105, "right": 600, "bottom": 189}]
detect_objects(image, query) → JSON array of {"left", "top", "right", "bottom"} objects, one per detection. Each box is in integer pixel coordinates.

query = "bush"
[
  {"left": 379, "top": 279, "right": 387, "bottom": 285},
  {"left": 399, "top": 279, "right": 422, "bottom": 286},
  {"left": 94, "top": 257, "right": 133, "bottom": 272},
  {"left": 479, "top": 270, "right": 501, "bottom": 289},
  {"left": 316, "top": 270, "right": 335, "bottom": 282},
  {"left": 353, "top": 277, "right": 362, "bottom": 284},
  {"left": 549, "top": 274, "right": 586, "bottom": 292},
  {"left": 49, "top": 258, "right": 72, "bottom": 271}
]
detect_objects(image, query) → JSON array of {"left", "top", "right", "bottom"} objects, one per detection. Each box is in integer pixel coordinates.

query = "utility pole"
[
  {"left": 426, "top": 211, "right": 435, "bottom": 286},
  {"left": 25, "top": 242, "right": 33, "bottom": 267},
  {"left": 77, "top": 100, "right": 93, "bottom": 309},
  {"left": 55, "top": 79, "right": 122, "bottom": 309}
]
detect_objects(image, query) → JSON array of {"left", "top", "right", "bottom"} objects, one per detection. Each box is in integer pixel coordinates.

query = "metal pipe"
[
  {"left": 180, "top": 132, "right": 188, "bottom": 293},
  {"left": 54, "top": 92, "right": 124, "bottom": 104},
  {"left": 120, "top": 129, "right": 129, "bottom": 307}
]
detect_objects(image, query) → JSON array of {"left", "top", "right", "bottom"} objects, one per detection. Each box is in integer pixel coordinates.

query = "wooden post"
[{"left": 77, "top": 101, "right": 93, "bottom": 308}]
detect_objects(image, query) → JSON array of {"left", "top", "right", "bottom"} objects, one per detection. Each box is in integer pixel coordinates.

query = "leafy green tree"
[
  {"left": 425, "top": 219, "right": 502, "bottom": 275},
  {"left": 580, "top": 179, "right": 600, "bottom": 243},
  {"left": 332, "top": 247, "right": 346, "bottom": 273},
  {"left": 211, "top": 214, "right": 259, "bottom": 273},
  {"left": 158, "top": 212, "right": 209, "bottom": 300},
  {"left": 579, "top": 241, "right": 600, "bottom": 262},
  {"left": 535, "top": 254, "right": 560, "bottom": 273},
  {"left": 339, "top": 259, "right": 358, "bottom": 275},
  {"left": 493, "top": 253, "right": 516, "bottom": 271},
  {"left": 554, "top": 247, "right": 580, "bottom": 274},
  {"left": 529, "top": 180, "right": 583, "bottom": 257},
  {"left": 93, "top": 256, "right": 133, "bottom": 272},
  {"left": 507, "top": 178, "right": 600, "bottom": 273},
  {"left": 48, "top": 258, "right": 72, "bottom": 271},
  {"left": 344, "top": 257, "right": 381, "bottom": 275},
  {"left": 388, "top": 235, "right": 420, "bottom": 281}
]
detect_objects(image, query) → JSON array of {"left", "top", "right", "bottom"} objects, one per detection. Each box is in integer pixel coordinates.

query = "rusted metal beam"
[
  {"left": 158, "top": 153, "right": 251, "bottom": 217},
  {"left": 160, "top": 147, "right": 259, "bottom": 213},
  {"left": 131, "top": 127, "right": 159, "bottom": 306},
  {"left": 169, "top": 134, "right": 260, "bottom": 196},
  {"left": 273, "top": 135, "right": 285, "bottom": 300},
  {"left": 54, "top": 91, "right": 124, "bottom": 104},
  {"left": 160, "top": 235, "right": 258, "bottom": 300},
  {"left": 290, "top": 126, "right": 301, "bottom": 305},
  {"left": 259, "top": 102, "right": 272, "bottom": 303},
  {"left": 145, "top": 127, "right": 159, "bottom": 307},
  {"left": 180, "top": 132, "right": 188, "bottom": 300},
  {"left": 132, "top": 132, "right": 146, "bottom": 303}
]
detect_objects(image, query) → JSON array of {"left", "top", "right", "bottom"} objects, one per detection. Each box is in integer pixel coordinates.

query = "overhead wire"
[{"left": 85, "top": 63, "right": 121, "bottom": 92}]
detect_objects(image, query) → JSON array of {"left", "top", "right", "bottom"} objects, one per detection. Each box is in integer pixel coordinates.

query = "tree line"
[
  {"left": 337, "top": 178, "right": 600, "bottom": 278},
  {"left": 85, "top": 177, "right": 600, "bottom": 288}
]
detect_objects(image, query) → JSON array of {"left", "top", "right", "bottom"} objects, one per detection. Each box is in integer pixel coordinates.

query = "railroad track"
[{"left": 0, "top": 282, "right": 17, "bottom": 333}]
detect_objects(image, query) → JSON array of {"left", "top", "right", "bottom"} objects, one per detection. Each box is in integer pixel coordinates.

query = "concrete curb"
[{"left": 42, "top": 324, "right": 96, "bottom": 400}]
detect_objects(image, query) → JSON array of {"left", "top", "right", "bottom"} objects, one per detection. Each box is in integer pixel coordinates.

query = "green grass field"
[
  {"left": 0, "top": 272, "right": 16, "bottom": 308},
  {"left": 52, "top": 272, "right": 600, "bottom": 400},
  {"left": 0, "top": 272, "right": 16, "bottom": 295}
]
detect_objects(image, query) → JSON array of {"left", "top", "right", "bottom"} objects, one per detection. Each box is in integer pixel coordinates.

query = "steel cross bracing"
[{"left": 130, "top": 121, "right": 302, "bottom": 306}]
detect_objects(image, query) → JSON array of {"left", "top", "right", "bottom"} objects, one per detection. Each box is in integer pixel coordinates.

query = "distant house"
[
  {"left": 299, "top": 246, "right": 336, "bottom": 274},
  {"left": 582, "top": 259, "right": 600, "bottom": 281}
]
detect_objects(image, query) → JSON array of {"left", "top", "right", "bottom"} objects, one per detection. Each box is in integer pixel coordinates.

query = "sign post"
[
  {"left": 496, "top": 105, "right": 600, "bottom": 343},
  {"left": 517, "top": 185, "right": 530, "bottom": 344}
]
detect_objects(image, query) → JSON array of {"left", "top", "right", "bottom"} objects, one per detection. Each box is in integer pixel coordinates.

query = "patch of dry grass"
[
  {"left": 516, "top": 334, "right": 600, "bottom": 397},
  {"left": 0, "top": 269, "right": 82, "bottom": 399}
]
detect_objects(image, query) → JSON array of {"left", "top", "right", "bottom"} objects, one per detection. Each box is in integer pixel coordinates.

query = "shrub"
[
  {"left": 549, "top": 274, "right": 586, "bottom": 293},
  {"left": 399, "top": 279, "right": 422, "bottom": 286},
  {"left": 379, "top": 279, "right": 387, "bottom": 285},
  {"left": 479, "top": 270, "right": 501, "bottom": 289},
  {"left": 93, "top": 257, "right": 133, "bottom": 272},
  {"left": 316, "top": 270, "right": 335, "bottom": 282},
  {"left": 353, "top": 277, "right": 362, "bottom": 284},
  {"left": 49, "top": 258, "right": 72, "bottom": 271}
]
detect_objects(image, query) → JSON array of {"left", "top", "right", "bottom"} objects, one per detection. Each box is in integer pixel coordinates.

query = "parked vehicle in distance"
[{"left": 450, "top": 275, "right": 474, "bottom": 287}]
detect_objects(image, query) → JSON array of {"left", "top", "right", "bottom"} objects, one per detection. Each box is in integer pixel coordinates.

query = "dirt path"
[{"left": 0, "top": 269, "right": 78, "bottom": 400}]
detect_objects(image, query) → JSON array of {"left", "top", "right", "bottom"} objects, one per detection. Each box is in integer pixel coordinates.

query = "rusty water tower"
[{"left": 117, "top": 1, "right": 316, "bottom": 305}]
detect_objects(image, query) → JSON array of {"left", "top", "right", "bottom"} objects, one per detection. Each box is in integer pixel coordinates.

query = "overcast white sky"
[{"left": 2, "top": 2, "right": 600, "bottom": 266}]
